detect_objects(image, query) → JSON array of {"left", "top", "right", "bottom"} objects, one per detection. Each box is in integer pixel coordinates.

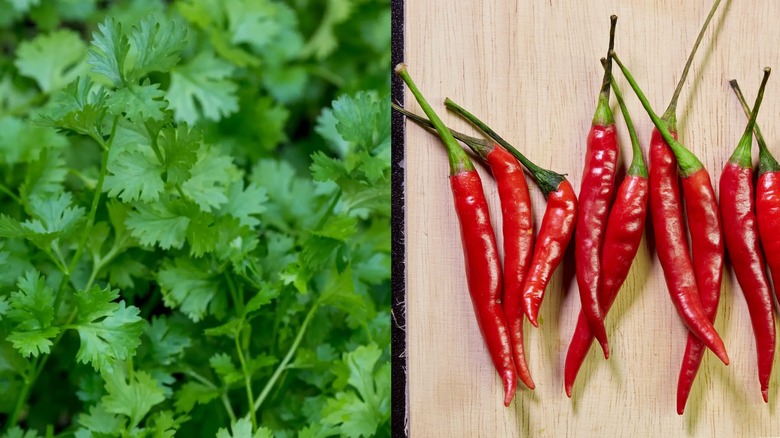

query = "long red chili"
[
  {"left": 611, "top": 52, "right": 729, "bottom": 366},
  {"left": 390, "top": 102, "right": 536, "bottom": 390},
  {"left": 564, "top": 59, "right": 648, "bottom": 397},
  {"left": 443, "top": 99, "right": 578, "bottom": 331},
  {"left": 730, "top": 79, "right": 780, "bottom": 317},
  {"left": 575, "top": 15, "right": 618, "bottom": 358},
  {"left": 395, "top": 64, "right": 518, "bottom": 406},
  {"left": 721, "top": 71, "right": 775, "bottom": 403}
]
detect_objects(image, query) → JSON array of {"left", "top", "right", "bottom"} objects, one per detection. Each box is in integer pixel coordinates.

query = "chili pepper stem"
[
  {"left": 394, "top": 64, "right": 475, "bottom": 175},
  {"left": 601, "top": 57, "right": 647, "bottom": 179},
  {"left": 443, "top": 98, "right": 566, "bottom": 197},
  {"left": 592, "top": 15, "right": 617, "bottom": 126},
  {"left": 729, "top": 79, "right": 780, "bottom": 174},
  {"left": 729, "top": 68, "right": 771, "bottom": 167},
  {"left": 610, "top": 51, "right": 704, "bottom": 177},
  {"left": 661, "top": 0, "right": 723, "bottom": 129}
]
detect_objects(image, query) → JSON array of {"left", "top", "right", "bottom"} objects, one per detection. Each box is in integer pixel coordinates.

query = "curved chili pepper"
[
  {"left": 565, "top": 60, "right": 648, "bottom": 397},
  {"left": 575, "top": 15, "right": 618, "bottom": 358},
  {"left": 390, "top": 103, "right": 536, "bottom": 390},
  {"left": 721, "top": 71, "right": 774, "bottom": 404},
  {"left": 395, "top": 64, "right": 518, "bottom": 406},
  {"left": 611, "top": 52, "right": 729, "bottom": 366},
  {"left": 443, "top": 98, "right": 578, "bottom": 330},
  {"left": 730, "top": 79, "right": 780, "bottom": 316}
]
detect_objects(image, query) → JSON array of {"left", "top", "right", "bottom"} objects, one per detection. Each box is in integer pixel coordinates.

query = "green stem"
[
  {"left": 9, "top": 117, "right": 120, "bottom": 431},
  {"left": 443, "top": 98, "right": 566, "bottom": 197},
  {"left": 235, "top": 335, "right": 257, "bottom": 431},
  {"left": 729, "top": 68, "right": 771, "bottom": 168},
  {"left": 601, "top": 58, "right": 646, "bottom": 178},
  {"left": 253, "top": 301, "right": 320, "bottom": 412},
  {"left": 6, "top": 358, "right": 36, "bottom": 429},
  {"left": 225, "top": 272, "right": 243, "bottom": 315},
  {"left": 611, "top": 51, "right": 703, "bottom": 177},
  {"left": 316, "top": 190, "right": 342, "bottom": 230},
  {"left": 593, "top": 15, "right": 617, "bottom": 126},
  {"left": 0, "top": 182, "right": 22, "bottom": 204},
  {"left": 729, "top": 78, "right": 780, "bottom": 174},
  {"left": 394, "top": 64, "right": 475, "bottom": 175},
  {"left": 662, "top": 0, "right": 723, "bottom": 128},
  {"left": 186, "top": 369, "right": 238, "bottom": 424},
  {"left": 391, "top": 102, "right": 493, "bottom": 159}
]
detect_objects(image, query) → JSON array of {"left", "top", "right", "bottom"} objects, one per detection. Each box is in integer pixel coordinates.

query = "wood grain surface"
[{"left": 401, "top": 0, "right": 780, "bottom": 436}]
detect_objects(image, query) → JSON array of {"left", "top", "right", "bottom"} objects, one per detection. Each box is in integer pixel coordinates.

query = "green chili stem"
[
  {"left": 729, "top": 68, "right": 771, "bottom": 168},
  {"left": 601, "top": 57, "right": 646, "bottom": 178},
  {"left": 729, "top": 79, "right": 780, "bottom": 174},
  {"left": 610, "top": 51, "right": 703, "bottom": 177}
]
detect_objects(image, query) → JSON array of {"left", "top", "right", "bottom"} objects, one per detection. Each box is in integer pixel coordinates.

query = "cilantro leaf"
[
  {"left": 105, "top": 82, "right": 167, "bottom": 122},
  {"left": 126, "top": 201, "right": 190, "bottom": 250},
  {"left": 102, "top": 368, "right": 165, "bottom": 428},
  {"left": 103, "top": 148, "right": 165, "bottom": 203},
  {"left": 321, "top": 343, "right": 390, "bottom": 437},
  {"left": 159, "top": 123, "right": 201, "bottom": 185},
  {"left": 215, "top": 418, "right": 272, "bottom": 438},
  {"left": 35, "top": 76, "right": 109, "bottom": 136},
  {"left": 0, "top": 116, "right": 68, "bottom": 166},
  {"left": 77, "top": 404, "right": 125, "bottom": 435},
  {"left": 145, "top": 315, "right": 192, "bottom": 366},
  {"left": 166, "top": 51, "right": 238, "bottom": 124},
  {"left": 73, "top": 285, "right": 146, "bottom": 372},
  {"left": 22, "top": 192, "right": 86, "bottom": 238},
  {"left": 181, "top": 145, "right": 237, "bottom": 211},
  {"left": 127, "top": 16, "right": 188, "bottom": 81},
  {"left": 300, "top": 0, "right": 352, "bottom": 60},
  {"left": 157, "top": 257, "right": 220, "bottom": 321},
  {"left": 174, "top": 381, "right": 219, "bottom": 414},
  {"left": 217, "top": 181, "right": 267, "bottom": 228},
  {"left": 88, "top": 17, "right": 130, "bottom": 86},
  {"left": 14, "top": 29, "right": 88, "bottom": 92}
]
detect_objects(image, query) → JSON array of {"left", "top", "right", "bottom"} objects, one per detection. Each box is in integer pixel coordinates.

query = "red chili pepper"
[
  {"left": 721, "top": 71, "right": 775, "bottom": 404},
  {"left": 611, "top": 52, "right": 729, "bottom": 366},
  {"left": 565, "top": 58, "right": 648, "bottom": 397},
  {"left": 390, "top": 102, "right": 536, "bottom": 390},
  {"left": 395, "top": 64, "right": 518, "bottom": 406},
  {"left": 575, "top": 15, "right": 619, "bottom": 358},
  {"left": 443, "top": 99, "right": 578, "bottom": 333},
  {"left": 730, "top": 79, "right": 780, "bottom": 314}
]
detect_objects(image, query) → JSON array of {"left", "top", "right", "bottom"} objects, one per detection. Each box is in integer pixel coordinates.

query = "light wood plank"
[{"left": 403, "top": 0, "right": 780, "bottom": 436}]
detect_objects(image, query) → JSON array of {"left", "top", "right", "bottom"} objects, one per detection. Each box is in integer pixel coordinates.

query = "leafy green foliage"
[{"left": 0, "top": 0, "right": 390, "bottom": 436}]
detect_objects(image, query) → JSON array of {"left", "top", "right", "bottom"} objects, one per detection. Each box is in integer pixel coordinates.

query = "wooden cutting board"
[{"left": 401, "top": 0, "right": 780, "bottom": 436}]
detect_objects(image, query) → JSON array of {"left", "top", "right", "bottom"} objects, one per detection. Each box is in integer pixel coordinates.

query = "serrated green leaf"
[
  {"left": 157, "top": 257, "right": 219, "bottom": 321},
  {"left": 14, "top": 29, "right": 88, "bottom": 92},
  {"left": 145, "top": 316, "right": 192, "bottom": 366},
  {"left": 216, "top": 418, "right": 272, "bottom": 438},
  {"left": 174, "top": 381, "right": 219, "bottom": 414},
  {"left": 209, "top": 352, "right": 241, "bottom": 384},
  {"left": 126, "top": 202, "right": 190, "bottom": 250},
  {"left": 159, "top": 123, "right": 200, "bottom": 185},
  {"left": 102, "top": 369, "right": 165, "bottom": 428},
  {"left": 74, "top": 285, "right": 145, "bottom": 372},
  {"left": 88, "top": 17, "right": 130, "bottom": 86},
  {"left": 166, "top": 51, "right": 238, "bottom": 124},
  {"left": 105, "top": 82, "right": 167, "bottom": 122},
  {"left": 77, "top": 404, "right": 126, "bottom": 435},
  {"left": 0, "top": 116, "right": 68, "bottom": 166},
  {"left": 218, "top": 181, "right": 266, "bottom": 228},
  {"left": 21, "top": 192, "right": 86, "bottom": 236},
  {"left": 181, "top": 145, "right": 236, "bottom": 211},
  {"left": 35, "top": 76, "right": 108, "bottom": 135},
  {"left": 127, "top": 17, "right": 188, "bottom": 81},
  {"left": 103, "top": 149, "right": 165, "bottom": 203},
  {"left": 20, "top": 148, "right": 68, "bottom": 199}
]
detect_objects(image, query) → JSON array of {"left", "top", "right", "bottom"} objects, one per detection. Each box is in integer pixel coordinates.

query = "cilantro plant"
[{"left": 0, "top": 0, "right": 390, "bottom": 436}]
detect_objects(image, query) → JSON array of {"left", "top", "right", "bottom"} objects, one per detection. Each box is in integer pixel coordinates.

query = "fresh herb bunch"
[{"left": 0, "top": 0, "right": 390, "bottom": 436}]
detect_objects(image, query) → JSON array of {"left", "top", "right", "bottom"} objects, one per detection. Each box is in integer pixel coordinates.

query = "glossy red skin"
[
  {"left": 522, "top": 180, "right": 578, "bottom": 326},
  {"left": 486, "top": 146, "right": 535, "bottom": 390},
  {"left": 674, "top": 166, "right": 728, "bottom": 413},
  {"left": 564, "top": 174, "right": 648, "bottom": 397},
  {"left": 719, "top": 163, "right": 775, "bottom": 403},
  {"left": 575, "top": 123, "right": 619, "bottom": 357},
  {"left": 757, "top": 171, "right": 780, "bottom": 306},
  {"left": 648, "top": 128, "right": 728, "bottom": 365},
  {"left": 450, "top": 170, "right": 518, "bottom": 407}
]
